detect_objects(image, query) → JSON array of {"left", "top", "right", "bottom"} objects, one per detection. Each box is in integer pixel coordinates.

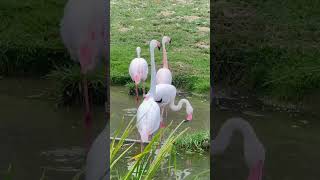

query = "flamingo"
[
  {"left": 60, "top": 0, "right": 104, "bottom": 151},
  {"left": 154, "top": 84, "right": 193, "bottom": 128},
  {"left": 212, "top": 117, "right": 265, "bottom": 180},
  {"left": 136, "top": 40, "right": 161, "bottom": 151},
  {"left": 156, "top": 36, "right": 172, "bottom": 84},
  {"left": 129, "top": 47, "right": 148, "bottom": 102}
]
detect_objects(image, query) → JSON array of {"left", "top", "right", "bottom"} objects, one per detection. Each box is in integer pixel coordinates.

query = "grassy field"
[
  {"left": 213, "top": 0, "right": 320, "bottom": 102},
  {"left": 111, "top": 0, "right": 210, "bottom": 93},
  {"left": 0, "top": 0, "right": 70, "bottom": 76}
]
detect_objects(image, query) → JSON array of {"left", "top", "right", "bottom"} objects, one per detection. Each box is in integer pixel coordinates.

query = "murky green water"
[
  {"left": 110, "top": 86, "right": 210, "bottom": 179},
  {"left": 213, "top": 96, "right": 320, "bottom": 180},
  {"left": 0, "top": 78, "right": 105, "bottom": 180}
]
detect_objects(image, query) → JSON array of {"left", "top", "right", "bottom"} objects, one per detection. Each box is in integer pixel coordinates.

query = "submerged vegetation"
[{"left": 213, "top": 0, "right": 320, "bottom": 102}]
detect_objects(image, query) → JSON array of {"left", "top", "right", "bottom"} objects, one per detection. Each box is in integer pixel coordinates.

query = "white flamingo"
[
  {"left": 212, "top": 117, "right": 265, "bottom": 180},
  {"left": 60, "top": 0, "right": 104, "bottom": 151},
  {"left": 154, "top": 84, "right": 193, "bottom": 127},
  {"left": 156, "top": 36, "right": 172, "bottom": 84},
  {"left": 129, "top": 47, "right": 148, "bottom": 101},
  {"left": 136, "top": 40, "right": 161, "bottom": 150}
]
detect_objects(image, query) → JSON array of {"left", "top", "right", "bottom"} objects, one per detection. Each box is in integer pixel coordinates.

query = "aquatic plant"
[
  {"left": 47, "top": 65, "right": 106, "bottom": 106},
  {"left": 175, "top": 130, "right": 210, "bottom": 153},
  {"left": 125, "top": 82, "right": 150, "bottom": 96},
  {"left": 110, "top": 116, "right": 212, "bottom": 179}
]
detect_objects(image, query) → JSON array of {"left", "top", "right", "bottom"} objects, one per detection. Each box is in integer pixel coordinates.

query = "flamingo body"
[
  {"left": 156, "top": 68, "right": 172, "bottom": 84},
  {"left": 137, "top": 98, "right": 161, "bottom": 142},
  {"left": 60, "top": 0, "right": 104, "bottom": 74},
  {"left": 129, "top": 58, "right": 148, "bottom": 84},
  {"left": 154, "top": 84, "right": 193, "bottom": 121}
]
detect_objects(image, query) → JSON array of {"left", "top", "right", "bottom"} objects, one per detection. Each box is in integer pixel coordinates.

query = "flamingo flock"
[{"left": 129, "top": 37, "right": 194, "bottom": 150}]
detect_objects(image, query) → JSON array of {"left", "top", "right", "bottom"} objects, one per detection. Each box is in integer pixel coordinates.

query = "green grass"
[
  {"left": 0, "top": 0, "right": 68, "bottom": 76},
  {"left": 213, "top": 0, "right": 320, "bottom": 101},
  {"left": 175, "top": 130, "right": 209, "bottom": 153},
  {"left": 111, "top": 0, "right": 210, "bottom": 93},
  {"left": 47, "top": 65, "right": 106, "bottom": 105}
]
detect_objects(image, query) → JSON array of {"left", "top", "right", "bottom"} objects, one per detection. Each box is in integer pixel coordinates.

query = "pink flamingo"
[
  {"left": 129, "top": 47, "right": 148, "bottom": 102},
  {"left": 154, "top": 84, "right": 193, "bottom": 128},
  {"left": 155, "top": 36, "right": 172, "bottom": 122},
  {"left": 212, "top": 118, "right": 265, "bottom": 180},
  {"left": 156, "top": 36, "right": 172, "bottom": 84},
  {"left": 136, "top": 40, "right": 161, "bottom": 151},
  {"left": 60, "top": 0, "right": 104, "bottom": 151}
]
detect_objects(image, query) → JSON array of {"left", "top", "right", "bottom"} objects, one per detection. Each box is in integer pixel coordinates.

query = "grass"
[
  {"left": 111, "top": 0, "right": 210, "bottom": 93},
  {"left": 175, "top": 130, "right": 210, "bottom": 153},
  {"left": 47, "top": 65, "right": 106, "bottom": 106},
  {"left": 0, "top": 0, "right": 68, "bottom": 76},
  {"left": 213, "top": 0, "right": 320, "bottom": 101}
]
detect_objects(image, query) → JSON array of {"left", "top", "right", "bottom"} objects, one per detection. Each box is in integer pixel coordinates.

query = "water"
[
  {"left": 0, "top": 78, "right": 105, "bottom": 179},
  {"left": 110, "top": 86, "right": 210, "bottom": 179},
  {"left": 213, "top": 96, "right": 320, "bottom": 180}
]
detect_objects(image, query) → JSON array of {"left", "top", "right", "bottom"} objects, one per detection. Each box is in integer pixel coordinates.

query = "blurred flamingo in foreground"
[
  {"left": 136, "top": 40, "right": 161, "bottom": 151},
  {"left": 129, "top": 47, "right": 148, "bottom": 103},
  {"left": 60, "top": 0, "right": 104, "bottom": 151},
  {"left": 212, "top": 117, "right": 265, "bottom": 180}
]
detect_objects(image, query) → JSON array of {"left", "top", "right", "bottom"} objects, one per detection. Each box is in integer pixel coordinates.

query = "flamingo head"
[
  {"left": 185, "top": 104, "right": 194, "bottom": 121},
  {"left": 162, "top": 36, "right": 171, "bottom": 45},
  {"left": 186, "top": 113, "right": 193, "bottom": 121},
  {"left": 150, "top": 40, "right": 161, "bottom": 51},
  {"left": 248, "top": 160, "right": 264, "bottom": 180}
]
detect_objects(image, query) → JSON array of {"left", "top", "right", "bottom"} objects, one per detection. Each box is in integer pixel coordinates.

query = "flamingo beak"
[
  {"left": 248, "top": 160, "right": 263, "bottom": 180},
  {"left": 186, "top": 114, "right": 193, "bottom": 121},
  {"left": 169, "top": 39, "right": 172, "bottom": 44}
]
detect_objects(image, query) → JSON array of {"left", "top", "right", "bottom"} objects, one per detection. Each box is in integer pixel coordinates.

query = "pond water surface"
[{"left": 110, "top": 86, "right": 210, "bottom": 179}]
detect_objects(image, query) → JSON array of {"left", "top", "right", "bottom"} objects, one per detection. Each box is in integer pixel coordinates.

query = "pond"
[
  {"left": 110, "top": 86, "right": 210, "bottom": 179},
  {"left": 213, "top": 95, "right": 320, "bottom": 180},
  {"left": 0, "top": 78, "right": 105, "bottom": 179}
]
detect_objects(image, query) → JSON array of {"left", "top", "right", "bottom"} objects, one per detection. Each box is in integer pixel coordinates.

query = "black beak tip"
[{"left": 158, "top": 47, "right": 160, "bottom": 50}]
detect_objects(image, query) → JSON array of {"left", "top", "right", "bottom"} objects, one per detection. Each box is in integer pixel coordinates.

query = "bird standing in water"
[
  {"left": 60, "top": 0, "right": 105, "bottom": 151},
  {"left": 136, "top": 40, "right": 161, "bottom": 151}
]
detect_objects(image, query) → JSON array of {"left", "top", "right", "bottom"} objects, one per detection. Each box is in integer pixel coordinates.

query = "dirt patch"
[
  {"left": 119, "top": 26, "right": 134, "bottom": 33},
  {"left": 183, "top": 16, "right": 200, "bottom": 22},
  {"left": 197, "top": 26, "right": 210, "bottom": 33},
  {"left": 160, "top": 10, "right": 175, "bottom": 17},
  {"left": 195, "top": 42, "right": 209, "bottom": 49}
]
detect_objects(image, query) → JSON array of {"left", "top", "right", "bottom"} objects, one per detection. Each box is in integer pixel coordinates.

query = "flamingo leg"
[
  {"left": 165, "top": 106, "right": 168, "bottom": 120},
  {"left": 140, "top": 139, "right": 144, "bottom": 152},
  {"left": 83, "top": 76, "right": 92, "bottom": 152},
  {"left": 160, "top": 107, "right": 165, "bottom": 128},
  {"left": 135, "top": 83, "right": 139, "bottom": 104},
  {"left": 142, "top": 81, "right": 145, "bottom": 96}
]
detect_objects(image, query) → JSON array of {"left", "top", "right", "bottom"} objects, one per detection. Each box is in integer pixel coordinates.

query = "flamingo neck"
[
  {"left": 149, "top": 46, "right": 156, "bottom": 97},
  {"left": 169, "top": 98, "right": 190, "bottom": 113},
  {"left": 162, "top": 43, "right": 168, "bottom": 68},
  {"left": 212, "top": 118, "right": 259, "bottom": 155},
  {"left": 136, "top": 47, "right": 141, "bottom": 58}
]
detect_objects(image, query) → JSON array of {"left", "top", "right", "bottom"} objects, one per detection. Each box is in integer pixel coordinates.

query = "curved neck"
[
  {"left": 212, "top": 118, "right": 259, "bottom": 155},
  {"left": 136, "top": 48, "right": 141, "bottom": 58},
  {"left": 149, "top": 47, "right": 156, "bottom": 97},
  {"left": 162, "top": 43, "right": 168, "bottom": 68},
  {"left": 169, "top": 98, "right": 190, "bottom": 113}
]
